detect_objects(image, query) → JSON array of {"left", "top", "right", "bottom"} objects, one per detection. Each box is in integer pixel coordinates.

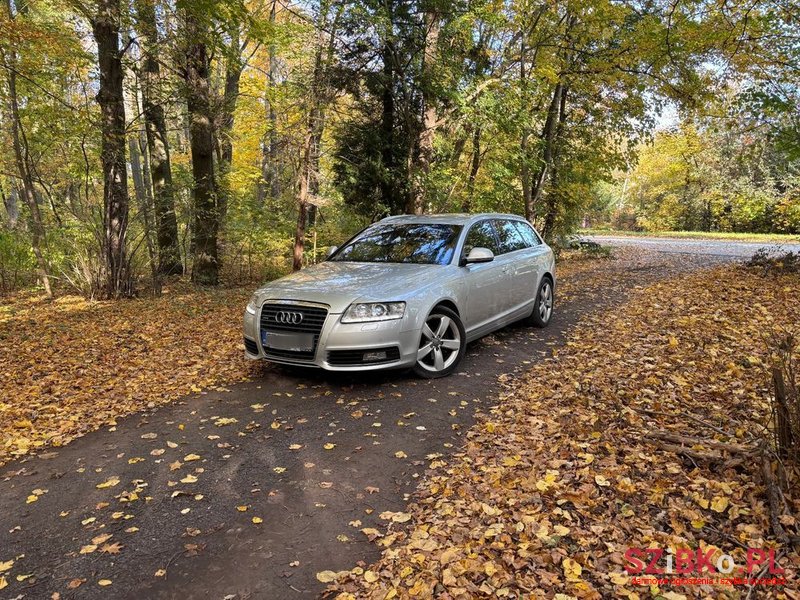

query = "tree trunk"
[
  {"left": 527, "top": 81, "right": 563, "bottom": 224},
  {"left": 410, "top": 8, "right": 440, "bottom": 215},
  {"left": 541, "top": 86, "right": 568, "bottom": 239},
  {"left": 293, "top": 0, "right": 340, "bottom": 270},
  {"left": 463, "top": 126, "right": 482, "bottom": 212},
  {"left": 184, "top": 11, "right": 219, "bottom": 285},
  {"left": 124, "top": 58, "right": 160, "bottom": 294},
  {"left": 3, "top": 0, "right": 52, "bottom": 297},
  {"left": 134, "top": 0, "right": 182, "bottom": 276},
  {"left": 380, "top": 38, "right": 399, "bottom": 214},
  {"left": 92, "top": 0, "right": 132, "bottom": 298},
  {"left": 218, "top": 24, "right": 242, "bottom": 222}
]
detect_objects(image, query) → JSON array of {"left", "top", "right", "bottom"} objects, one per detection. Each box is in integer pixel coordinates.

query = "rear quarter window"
[{"left": 512, "top": 220, "right": 542, "bottom": 247}]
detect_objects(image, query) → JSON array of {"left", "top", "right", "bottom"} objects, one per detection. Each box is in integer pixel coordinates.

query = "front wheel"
[
  {"left": 525, "top": 276, "right": 554, "bottom": 328},
  {"left": 413, "top": 307, "right": 466, "bottom": 379}
]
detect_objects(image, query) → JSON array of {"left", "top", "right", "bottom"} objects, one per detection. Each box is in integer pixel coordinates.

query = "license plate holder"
[{"left": 261, "top": 330, "right": 315, "bottom": 353}]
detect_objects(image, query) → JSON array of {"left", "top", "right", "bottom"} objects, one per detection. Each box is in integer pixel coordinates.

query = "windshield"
[{"left": 330, "top": 223, "right": 462, "bottom": 265}]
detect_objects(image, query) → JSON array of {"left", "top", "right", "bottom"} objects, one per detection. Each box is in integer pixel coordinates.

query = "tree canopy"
[{"left": 0, "top": 0, "right": 797, "bottom": 296}]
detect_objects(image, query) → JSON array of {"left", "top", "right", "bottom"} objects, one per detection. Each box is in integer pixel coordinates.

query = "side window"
[
  {"left": 494, "top": 219, "right": 527, "bottom": 254},
  {"left": 463, "top": 220, "right": 500, "bottom": 256},
  {"left": 512, "top": 220, "right": 541, "bottom": 247}
]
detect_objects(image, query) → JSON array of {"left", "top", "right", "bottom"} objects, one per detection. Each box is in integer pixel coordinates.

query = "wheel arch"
[{"left": 431, "top": 299, "right": 460, "bottom": 318}]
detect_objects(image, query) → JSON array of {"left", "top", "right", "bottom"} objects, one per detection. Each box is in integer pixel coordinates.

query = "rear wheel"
[
  {"left": 413, "top": 307, "right": 466, "bottom": 379},
  {"left": 526, "top": 276, "right": 553, "bottom": 327}
]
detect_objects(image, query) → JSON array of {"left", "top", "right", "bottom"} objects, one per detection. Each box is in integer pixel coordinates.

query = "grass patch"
[{"left": 581, "top": 228, "right": 800, "bottom": 243}]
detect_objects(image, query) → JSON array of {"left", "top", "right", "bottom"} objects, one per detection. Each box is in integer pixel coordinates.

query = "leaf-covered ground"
[
  {"left": 0, "top": 254, "right": 617, "bottom": 467},
  {"left": 0, "top": 284, "right": 256, "bottom": 464},
  {"left": 326, "top": 264, "right": 800, "bottom": 599}
]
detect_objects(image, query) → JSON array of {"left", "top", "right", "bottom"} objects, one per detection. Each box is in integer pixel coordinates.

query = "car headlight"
[
  {"left": 341, "top": 302, "right": 405, "bottom": 323},
  {"left": 245, "top": 294, "right": 259, "bottom": 315}
]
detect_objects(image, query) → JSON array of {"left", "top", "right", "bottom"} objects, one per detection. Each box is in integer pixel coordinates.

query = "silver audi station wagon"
[{"left": 243, "top": 213, "right": 555, "bottom": 378}]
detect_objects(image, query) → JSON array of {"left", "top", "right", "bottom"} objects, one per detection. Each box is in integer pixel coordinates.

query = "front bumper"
[{"left": 243, "top": 304, "right": 420, "bottom": 371}]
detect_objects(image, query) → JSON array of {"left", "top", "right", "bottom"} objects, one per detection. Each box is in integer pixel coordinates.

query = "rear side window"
[
  {"left": 494, "top": 219, "right": 527, "bottom": 254},
  {"left": 512, "top": 220, "right": 542, "bottom": 247},
  {"left": 463, "top": 220, "right": 500, "bottom": 255}
]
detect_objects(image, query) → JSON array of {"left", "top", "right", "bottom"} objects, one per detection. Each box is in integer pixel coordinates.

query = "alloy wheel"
[
  {"left": 538, "top": 280, "right": 553, "bottom": 324},
  {"left": 416, "top": 314, "right": 462, "bottom": 373}
]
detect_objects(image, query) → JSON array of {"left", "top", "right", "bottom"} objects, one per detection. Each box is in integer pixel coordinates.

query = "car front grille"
[
  {"left": 244, "top": 337, "right": 259, "bottom": 355},
  {"left": 259, "top": 302, "right": 328, "bottom": 361},
  {"left": 327, "top": 346, "right": 401, "bottom": 366}
]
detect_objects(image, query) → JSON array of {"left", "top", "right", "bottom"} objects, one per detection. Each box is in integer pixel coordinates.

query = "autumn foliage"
[
  {"left": 0, "top": 285, "right": 255, "bottom": 464},
  {"left": 326, "top": 264, "right": 800, "bottom": 598}
]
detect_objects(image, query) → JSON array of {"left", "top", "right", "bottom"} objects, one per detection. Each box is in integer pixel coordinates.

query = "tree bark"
[
  {"left": 410, "top": 7, "right": 440, "bottom": 215},
  {"left": 134, "top": 0, "right": 183, "bottom": 276},
  {"left": 293, "top": 0, "right": 340, "bottom": 270},
  {"left": 541, "top": 85, "right": 568, "bottom": 239},
  {"left": 218, "top": 23, "right": 243, "bottom": 222},
  {"left": 463, "top": 126, "right": 482, "bottom": 212},
  {"left": 527, "top": 81, "right": 564, "bottom": 224},
  {"left": 92, "top": 0, "right": 132, "bottom": 298},
  {"left": 124, "top": 56, "right": 160, "bottom": 294},
  {"left": 3, "top": 0, "right": 52, "bottom": 297},
  {"left": 183, "top": 11, "right": 219, "bottom": 285}
]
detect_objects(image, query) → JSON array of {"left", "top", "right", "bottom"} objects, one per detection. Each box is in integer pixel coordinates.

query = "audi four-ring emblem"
[{"left": 275, "top": 311, "right": 304, "bottom": 324}]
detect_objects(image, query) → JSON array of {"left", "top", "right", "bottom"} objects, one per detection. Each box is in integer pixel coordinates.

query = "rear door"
[
  {"left": 493, "top": 219, "right": 539, "bottom": 312},
  {"left": 460, "top": 219, "right": 507, "bottom": 333}
]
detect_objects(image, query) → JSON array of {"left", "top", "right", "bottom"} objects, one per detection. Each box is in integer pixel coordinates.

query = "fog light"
[{"left": 363, "top": 351, "right": 387, "bottom": 362}]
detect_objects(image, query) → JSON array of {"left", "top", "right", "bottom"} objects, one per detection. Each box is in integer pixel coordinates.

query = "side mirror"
[
  {"left": 464, "top": 247, "right": 494, "bottom": 265},
  {"left": 325, "top": 246, "right": 338, "bottom": 259}
]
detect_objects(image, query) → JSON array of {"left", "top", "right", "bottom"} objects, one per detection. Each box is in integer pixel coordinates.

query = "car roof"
[{"left": 379, "top": 213, "right": 528, "bottom": 226}]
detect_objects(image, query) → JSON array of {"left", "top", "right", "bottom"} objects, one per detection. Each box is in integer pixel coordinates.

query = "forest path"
[{"left": 0, "top": 244, "right": 738, "bottom": 600}]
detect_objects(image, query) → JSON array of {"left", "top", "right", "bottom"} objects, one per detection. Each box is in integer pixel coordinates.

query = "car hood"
[{"left": 254, "top": 261, "right": 449, "bottom": 313}]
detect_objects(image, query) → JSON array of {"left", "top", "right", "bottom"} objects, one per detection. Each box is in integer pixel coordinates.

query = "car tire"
[
  {"left": 525, "top": 276, "right": 554, "bottom": 328},
  {"left": 413, "top": 306, "right": 466, "bottom": 379}
]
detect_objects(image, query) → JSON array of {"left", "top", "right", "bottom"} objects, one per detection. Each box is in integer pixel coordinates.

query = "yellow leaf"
[
  {"left": 289, "top": 444, "right": 302, "bottom": 450},
  {"left": 394, "top": 451, "right": 407, "bottom": 459},
  {"left": 710, "top": 496, "right": 729, "bottom": 513},
  {"left": 181, "top": 475, "right": 198, "bottom": 484},
  {"left": 273, "top": 467, "right": 286, "bottom": 473},
  {"left": 98, "top": 579, "right": 112, "bottom": 586},
  {"left": 315, "top": 570, "right": 338, "bottom": 583},
  {"left": 96, "top": 477, "right": 120, "bottom": 489},
  {"left": 237, "top": 505, "right": 248, "bottom": 512},
  {"left": 80, "top": 545, "right": 97, "bottom": 554},
  {"left": 563, "top": 557, "right": 582, "bottom": 582},
  {"left": 0, "top": 576, "right": 6, "bottom": 590},
  {"left": 155, "top": 569, "right": 166, "bottom": 577},
  {"left": 252, "top": 517, "right": 263, "bottom": 524},
  {"left": 26, "top": 495, "right": 38, "bottom": 504},
  {"left": 184, "top": 454, "right": 201, "bottom": 462},
  {"left": 595, "top": 474, "right": 611, "bottom": 487},
  {"left": 0, "top": 560, "right": 13, "bottom": 573},
  {"left": 323, "top": 443, "right": 336, "bottom": 450},
  {"left": 609, "top": 572, "right": 629, "bottom": 585},
  {"left": 363, "top": 570, "right": 379, "bottom": 583}
]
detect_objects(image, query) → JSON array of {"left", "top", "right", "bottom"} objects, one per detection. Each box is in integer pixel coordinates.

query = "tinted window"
[
  {"left": 330, "top": 223, "right": 461, "bottom": 265},
  {"left": 463, "top": 220, "right": 500, "bottom": 255},
  {"left": 512, "top": 220, "right": 541, "bottom": 247},
  {"left": 494, "top": 219, "right": 527, "bottom": 254}
]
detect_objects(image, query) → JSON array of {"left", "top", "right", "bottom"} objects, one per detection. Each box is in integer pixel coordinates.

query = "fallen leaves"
[
  {"left": 0, "top": 287, "right": 256, "bottom": 465},
  {"left": 96, "top": 477, "right": 120, "bottom": 489},
  {"left": 326, "top": 263, "right": 800, "bottom": 598}
]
